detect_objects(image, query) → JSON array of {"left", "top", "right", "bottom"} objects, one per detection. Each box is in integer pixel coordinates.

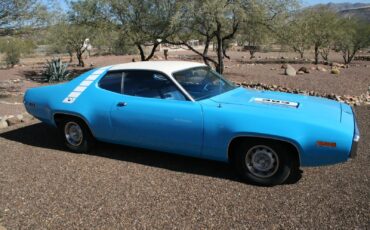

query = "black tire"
[
  {"left": 233, "top": 140, "right": 298, "bottom": 186},
  {"left": 58, "top": 117, "right": 94, "bottom": 153}
]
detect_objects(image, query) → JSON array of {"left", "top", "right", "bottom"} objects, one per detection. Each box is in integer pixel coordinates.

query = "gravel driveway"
[{"left": 0, "top": 106, "right": 369, "bottom": 229}]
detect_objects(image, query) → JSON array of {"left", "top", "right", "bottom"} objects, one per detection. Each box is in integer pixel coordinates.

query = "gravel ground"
[{"left": 0, "top": 106, "right": 369, "bottom": 229}]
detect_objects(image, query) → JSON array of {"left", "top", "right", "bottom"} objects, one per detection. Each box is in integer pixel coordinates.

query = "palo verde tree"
[
  {"left": 107, "top": 0, "right": 179, "bottom": 61},
  {"left": 48, "top": 0, "right": 103, "bottom": 67},
  {"left": 334, "top": 18, "right": 370, "bottom": 64},
  {"left": 281, "top": 11, "right": 311, "bottom": 58},
  {"left": 304, "top": 7, "right": 340, "bottom": 64},
  {"left": 167, "top": 0, "right": 243, "bottom": 74},
  {"left": 0, "top": 0, "right": 48, "bottom": 36},
  {"left": 238, "top": 1, "right": 276, "bottom": 59}
]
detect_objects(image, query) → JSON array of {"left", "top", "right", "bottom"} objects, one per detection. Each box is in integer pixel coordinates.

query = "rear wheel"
[
  {"left": 58, "top": 118, "right": 94, "bottom": 153},
  {"left": 234, "top": 140, "right": 298, "bottom": 186}
]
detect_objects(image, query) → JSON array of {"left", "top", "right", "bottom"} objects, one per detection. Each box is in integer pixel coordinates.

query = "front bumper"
[{"left": 349, "top": 110, "right": 360, "bottom": 158}]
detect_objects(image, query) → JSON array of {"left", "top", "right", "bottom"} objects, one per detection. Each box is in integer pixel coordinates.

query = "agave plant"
[{"left": 43, "top": 58, "right": 70, "bottom": 82}]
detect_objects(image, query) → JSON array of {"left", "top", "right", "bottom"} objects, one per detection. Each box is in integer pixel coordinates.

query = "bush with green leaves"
[
  {"left": 43, "top": 58, "right": 70, "bottom": 82},
  {"left": 0, "top": 38, "right": 36, "bottom": 67},
  {"left": 4, "top": 45, "right": 21, "bottom": 67}
]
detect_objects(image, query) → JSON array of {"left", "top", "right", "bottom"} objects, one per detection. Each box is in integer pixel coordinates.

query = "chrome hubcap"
[
  {"left": 245, "top": 145, "right": 279, "bottom": 178},
  {"left": 64, "top": 122, "right": 83, "bottom": 146}
]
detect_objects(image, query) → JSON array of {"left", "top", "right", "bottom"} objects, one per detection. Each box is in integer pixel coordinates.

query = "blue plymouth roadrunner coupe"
[{"left": 24, "top": 61, "right": 359, "bottom": 185}]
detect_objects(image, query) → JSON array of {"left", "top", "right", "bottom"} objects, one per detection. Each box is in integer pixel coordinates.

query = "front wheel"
[
  {"left": 234, "top": 140, "right": 298, "bottom": 186},
  {"left": 59, "top": 118, "right": 94, "bottom": 153}
]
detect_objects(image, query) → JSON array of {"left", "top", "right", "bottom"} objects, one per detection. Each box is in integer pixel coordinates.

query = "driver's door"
[{"left": 101, "top": 70, "right": 203, "bottom": 157}]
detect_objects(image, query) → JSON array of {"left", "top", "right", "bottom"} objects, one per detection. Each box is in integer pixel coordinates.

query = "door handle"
[{"left": 116, "top": 102, "right": 127, "bottom": 107}]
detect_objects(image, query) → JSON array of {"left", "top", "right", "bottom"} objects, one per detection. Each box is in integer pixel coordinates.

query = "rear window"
[{"left": 98, "top": 72, "right": 123, "bottom": 94}]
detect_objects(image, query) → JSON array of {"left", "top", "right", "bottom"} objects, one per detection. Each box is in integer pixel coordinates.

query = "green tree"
[
  {"left": 167, "top": 0, "right": 243, "bottom": 74},
  {"left": 334, "top": 18, "right": 370, "bottom": 64},
  {"left": 304, "top": 7, "right": 340, "bottom": 64},
  {"left": 0, "top": 38, "right": 36, "bottom": 67},
  {"left": 281, "top": 12, "right": 311, "bottom": 58},
  {"left": 0, "top": 0, "right": 48, "bottom": 35},
  {"left": 238, "top": 1, "right": 273, "bottom": 59},
  {"left": 107, "top": 0, "right": 179, "bottom": 61}
]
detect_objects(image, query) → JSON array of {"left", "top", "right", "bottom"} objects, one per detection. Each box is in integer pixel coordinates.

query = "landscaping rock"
[
  {"left": 281, "top": 64, "right": 296, "bottom": 76},
  {"left": 16, "top": 114, "right": 24, "bottom": 122},
  {"left": 317, "top": 66, "right": 327, "bottom": 72},
  {"left": 0, "top": 118, "right": 9, "bottom": 129},
  {"left": 22, "top": 113, "right": 34, "bottom": 122},
  {"left": 331, "top": 68, "right": 340, "bottom": 74},
  {"left": 331, "top": 62, "right": 346, "bottom": 68},
  {"left": 236, "top": 81, "right": 369, "bottom": 106},
  {"left": 297, "top": 71, "right": 304, "bottom": 75},
  {"left": 298, "top": 67, "right": 310, "bottom": 73},
  {"left": 6, "top": 116, "right": 22, "bottom": 126}
]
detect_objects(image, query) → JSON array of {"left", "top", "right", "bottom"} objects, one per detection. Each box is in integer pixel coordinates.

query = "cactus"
[{"left": 43, "top": 58, "right": 70, "bottom": 82}]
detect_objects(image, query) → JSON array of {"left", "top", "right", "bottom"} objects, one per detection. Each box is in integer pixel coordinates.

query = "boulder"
[
  {"left": 296, "top": 71, "right": 304, "bottom": 75},
  {"left": 0, "top": 118, "right": 9, "bottom": 129},
  {"left": 331, "top": 68, "right": 340, "bottom": 74},
  {"left": 281, "top": 64, "right": 296, "bottom": 76},
  {"left": 331, "top": 62, "right": 346, "bottom": 68},
  {"left": 16, "top": 114, "right": 24, "bottom": 122},
  {"left": 317, "top": 66, "right": 327, "bottom": 72},
  {"left": 22, "top": 113, "right": 34, "bottom": 122},
  {"left": 6, "top": 116, "right": 22, "bottom": 126},
  {"left": 298, "top": 67, "right": 310, "bottom": 73}
]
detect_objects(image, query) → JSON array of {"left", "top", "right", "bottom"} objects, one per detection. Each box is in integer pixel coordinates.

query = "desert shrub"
[
  {"left": 4, "top": 46, "right": 21, "bottom": 67},
  {"left": 43, "top": 58, "right": 70, "bottom": 82},
  {"left": 113, "top": 38, "right": 138, "bottom": 55},
  {"left": 0, "top": 38, "right": 36, "bottom": 67}
]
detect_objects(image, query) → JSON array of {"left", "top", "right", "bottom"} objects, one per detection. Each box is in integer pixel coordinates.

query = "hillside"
[{"left": 310, "top": 2, "right": 370, "bottom": 22}]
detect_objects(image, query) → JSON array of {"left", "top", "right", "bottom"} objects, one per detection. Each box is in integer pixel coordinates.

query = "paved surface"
[{"left": 0, "top": 106, "right": 369, "bottom": 229}]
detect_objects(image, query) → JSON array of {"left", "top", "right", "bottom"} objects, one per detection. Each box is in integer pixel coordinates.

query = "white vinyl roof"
[{"left": 108, "top": 61, "right": 206, "bottom": 75}]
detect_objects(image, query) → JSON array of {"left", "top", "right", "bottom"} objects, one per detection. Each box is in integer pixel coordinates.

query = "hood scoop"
[{"left": 252, "top": 97, "right": 299, "bottom": 108}]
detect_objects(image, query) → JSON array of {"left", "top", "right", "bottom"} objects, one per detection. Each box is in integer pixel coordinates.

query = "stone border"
[
  {"left": 236, "top": 82, "right": 370, "bottom": 106},
  {"left": 0, "top": 113, "right": 35, "bottom": 129}
]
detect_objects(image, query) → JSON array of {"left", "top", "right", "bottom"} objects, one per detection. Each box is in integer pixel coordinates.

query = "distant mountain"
[
  {"left": 310, "top": 2, "right": 370, "bottom": 22},
  {"left": 319, "top": 2, "right": 370, "bottom": 12},
  {"left": 339, "top": 5, "right": 370, "bottom": 22}
]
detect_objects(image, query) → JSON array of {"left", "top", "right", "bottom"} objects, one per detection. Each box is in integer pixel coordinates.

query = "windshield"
[{"left": 173, "top": 67, "right": 236, "bottom": 100}]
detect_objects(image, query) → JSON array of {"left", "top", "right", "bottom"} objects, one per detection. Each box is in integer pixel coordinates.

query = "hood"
[{"left": 209, "top": 87, "right": 343, "bottom": 122}]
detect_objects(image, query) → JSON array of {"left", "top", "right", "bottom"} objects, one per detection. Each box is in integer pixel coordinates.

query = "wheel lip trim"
[
  {"left": 245, "top": 145, "right": 280, "bottom": 178},
  {"left": 64, "top": 121, "right": 83, "bottom": 147}
]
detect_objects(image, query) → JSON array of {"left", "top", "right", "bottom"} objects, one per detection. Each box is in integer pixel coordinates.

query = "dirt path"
[{"left": 0, "top": 106, "right": 368, "bottom": 229}]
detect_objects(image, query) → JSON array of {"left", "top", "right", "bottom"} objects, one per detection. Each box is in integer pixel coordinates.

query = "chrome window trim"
[{"left": 98, "top": 69, "right": 195, "bottom": 102}]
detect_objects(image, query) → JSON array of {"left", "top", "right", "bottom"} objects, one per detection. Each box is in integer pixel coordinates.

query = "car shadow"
[{"left": 0, "top": 122, "right": 302, "bottom": 185}]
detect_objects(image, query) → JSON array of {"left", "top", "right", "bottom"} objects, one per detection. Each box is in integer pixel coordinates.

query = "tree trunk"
[
  {"left": 145, "top": 42, "right": 159, "bottom": 61},
  {"left": 249, "top": 50, "right": 256, "bottom": 59},
  {"left": 314, "top": 45, "right": 319, "bottom": 65},
  {"left": 202, "top": 37, "right": 211, "bottom": 66},
  {"left": 68, "top": 51, "right": 73, "bottom": 63},
  {"left": 216, "top": 35, "right": 224, "bottom": 74},
  {"left": 299, "top": 51, "right": 304, "bottom": 59},
  {"left": 76, "top": 50, "right": 84, "bottom": 67},
  {"left": 136, "top": 43, "right": 160, "bottom": 61},
  {"left": 137, "top": 44, "right": 146, "bottom": 61}
]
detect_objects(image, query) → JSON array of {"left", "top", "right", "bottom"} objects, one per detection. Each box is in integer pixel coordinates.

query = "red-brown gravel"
[{"left": 0, "top": 106, "right": 369, "bottom": 229}]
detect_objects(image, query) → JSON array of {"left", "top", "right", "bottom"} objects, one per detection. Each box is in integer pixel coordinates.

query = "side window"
[
  {"left": 123, "top": 71, "right": 186, "bottom": 101},
  {"left": 98, "top": 71, "right": 123, "bottom": 94}
]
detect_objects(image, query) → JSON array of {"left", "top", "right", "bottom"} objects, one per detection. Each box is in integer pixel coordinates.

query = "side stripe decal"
[{"left": 63, "top": 66, "right": 111, "bottom": 104}]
